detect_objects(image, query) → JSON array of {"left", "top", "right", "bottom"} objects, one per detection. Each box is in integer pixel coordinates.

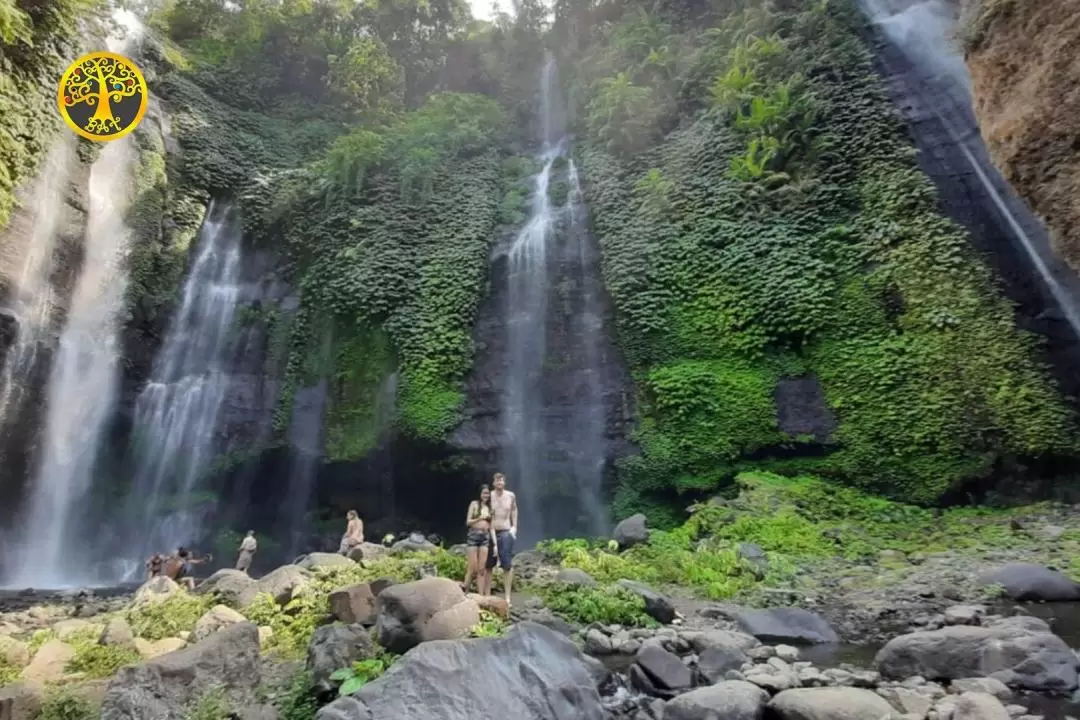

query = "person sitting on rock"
[
  {"left": 235, "top": 531, "right": 257, "bottom": 574},
  {"left": 165, "top": 547, "right": 211, "bottom": 590},
  {"left": 338, "top": 510, "right": 364, "bottom": 556},
  {"left": 462, "top": 484, "right": 492, "bottom": 594}
]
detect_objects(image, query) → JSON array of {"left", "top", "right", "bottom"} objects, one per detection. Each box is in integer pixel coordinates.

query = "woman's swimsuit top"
[{"left": 471, "top": 502, "right": 491, "bottom": 521}]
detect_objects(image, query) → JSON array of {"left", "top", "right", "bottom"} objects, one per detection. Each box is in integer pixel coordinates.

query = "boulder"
[
  {"left": 697, "top": 643, "right": 749, "bottom": 683},
  {"left": 53, "top": 618, "right": 94, "bottom": 639},
  {"left": 368, "top": 578, "right": 395, "bottom": 597},
  {"left": 634, "top": 643, "right": 693, "bottom": 694},
  {"left": 875, "top": 625, "right": 1078, "bottom": 692},
  {"left": 613, "top": 514, "right": 649, "bottom": 549},
  {"left": 329, "top": 584, "right": 377, "bottom": 626},
  {"left": 734, "top": 607, "right": 840, "bottom": 645},
  {"left": 192, "top": 604, "right": 247, "bottom": 642},
  {"left": 949, "top": 677, "right": 1012, "bottom": 701},
  {"left": 0, "top": 636, "right": 30, "bottom": 667},
  {"left": 19, "top": 640, "right": 74, "bottom": 685},
  {"left": 979, "top": 563, "right": 1080, "bottom": 601},
  {"left": 315, "top": 622, "right": 601, "bottom": 720},
  {"left": 953, "top": 692, "right": 1010, "bottom": 720},
  {"left": 684, "top": 629, "right": 761, "bottom": 654},
  {"left": 133, "top": 576, "right": 179, "bottom": 604},
  {"left": 349, "top": 543, "right": 389, "bottom": 562},
  {"left": 296, "top": 553, "right": 358, "bottom": 570},
  {"left": 194, "top": 569, "right": 259, "bottom": 608},
  {"left": 616, "top": 579, "right": 675, "bottom": 624},
  {"left": 99, "top": 617, "right": 135, "bottom": 647},
  {"left": 943, "top": 605, "right": 986, "bottom": 626},
  {"left": 663, "top": 681, "right": 769, "bottom": 720},
  {"left": 391, "top": 533, "right": 438, "bottom": 555},
  {"left": 99, "top": 622, "right": 261, "bottom": 720},
  {"left": 374, "top": 577, "right": 480, "bottom": 654},
  {"left": 554, "top": 568, "right": 596, "bottom": 586},
  {"left": 0, "top": 682, "right": 42, "bottom": 720},
  {"left": 768, "top": 687, "right": 896, "bottom": 720},
  {"left": 256, "top": 565, "right": 311, "bottom": 605},
  {"left": 306, "top": 623, "right": 375, "bottom": 695}
]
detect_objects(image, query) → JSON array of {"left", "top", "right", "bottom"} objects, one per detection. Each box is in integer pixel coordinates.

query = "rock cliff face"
[{"left": 963, "top": 0, "right": 1080, "bottom": 275}]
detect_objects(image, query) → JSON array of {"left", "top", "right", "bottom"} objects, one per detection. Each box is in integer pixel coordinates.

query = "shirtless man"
[
  {"left": 485, "top": 472, "right": 518, "bottom": 606},
  {"left": 164, "top": 547, "right": 211, "bottom": 590}
]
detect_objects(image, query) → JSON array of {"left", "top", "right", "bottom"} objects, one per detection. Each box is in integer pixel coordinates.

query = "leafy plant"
[
  {"left": 38, "top": 690, "right": 97, "bottom": 720},
  {"left": 329, "top": 655, "right": 393, "bottom": 697},
  {"left": 126, "top": 591, "right": 216, "bottom": 641},
  {"left": 540, "top": 585, "right": 656, "bottom": 627}
]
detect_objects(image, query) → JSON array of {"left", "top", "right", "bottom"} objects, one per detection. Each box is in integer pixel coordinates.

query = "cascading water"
[
  {"left": 5, "top": 14, "right": 143, "bottom": 587},
  {"left": 118, "top": 202, "right": 245, "bottom": 572},
  {"left": 860, "top": 0, "right": 1080, "bottom": 340},
  {"left": 498, "top": 52, "right": 616, "bottom": 543}
]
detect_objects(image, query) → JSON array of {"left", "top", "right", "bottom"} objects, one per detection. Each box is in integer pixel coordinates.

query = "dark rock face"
[
  {"left": 979, "top": 563, "right": 1080, "bottom": 601},
  {"left": 863, "top": 0, "right": 1080, "bottom": 406},
  {"left": 315, "top": 622, "right": 603, "bottom": 720},
  {"left": 773, "top": 375, "right": 836, "bottom": 442},
  {"left": 306, "top": 623, "right": 376, "bottom": 695},
  {"left": 733, "top": 608, "right": 839, "bottom": 645}
]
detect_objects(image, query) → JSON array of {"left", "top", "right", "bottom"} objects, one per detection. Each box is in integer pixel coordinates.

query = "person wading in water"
[
  {"left": 339, "top": 510, "right": 364, "bottom": 556},
  {"left": 235, "top": 530, "right": 257, "bottom": 574},
  {"left": 485, "top": 472, "right": 518, "bottom": 606},
  {"left": 462, "top": 484, "right": 492, "bottom": 594}
]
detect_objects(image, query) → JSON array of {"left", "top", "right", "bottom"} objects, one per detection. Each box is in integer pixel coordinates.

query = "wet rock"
[
  {"left": 734, "top": 607, "right": 840, "bottom": 645},
  {"left": 662, "top": 680, "right": 768, "bottom": 720},
  {"left": 374, "top": 577, "right": 480, "bottom": 654},
  {"left": 296, "top": 552, "right": 358, "bottom": 570},
  {"left": 256, "top": 565, "right": 311, "bottom": 605},
  {"left": 953, "top": 692, "right": 1010, "bottom": 720},
  {"left": 314, "top": 622, "right": 602, "bottom": 720},
  {"left": 979, "top": 564, "right": 1080, "bottom": 602},
  {"left": 195, "top": 569, "right": 258, "bottom": 608},
  {"left": 634, "top": 644, "right": 692, "bottom": 693},
  {"left": 769, "top": 686, "right": 896, "bottom": 720},
  {"left": 684, "top": 629, "right": 761, "bottom": 654},
  {"left": 329, "top": 584, "right": 377, "bottom": 626},
  {"left": 585, "top": 628, "right": 613, "bottom": 655},
  {"left": 555, "top": 568, "right": 597, "bottom": 586},
  {"left": 19, "top": 640, "right": 74, "bottom": 685},
  {"left": 192, "top": 604, "right": 246, "bottom": 642},
  {"left": 776, "top": 644, "right": 800, "bottom": 662},
  {"left": 876, "top": 625, "right": 1078, "bottom": 692},
  {"left": 100, "top": 623, "right": 261, "bottom": 720},
  {"left": 697, "top": 644, "right": 749, "bottom": 683},
  {"left": 613, "top": 515, "right": 649, "bottom": 550},
  {"left": 943, "top": 605, "right": 985, "bottom": 626},
  {"left": 306, "top": 623, "right": 375, "bottom": 695},
  {"left": 615, "top": 580, "right": 675, "bottom": 624}
]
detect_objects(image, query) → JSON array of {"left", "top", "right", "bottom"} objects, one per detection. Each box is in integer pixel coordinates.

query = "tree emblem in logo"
[{"left": 57, "top": 51, "right": 148, "bottom": 142}]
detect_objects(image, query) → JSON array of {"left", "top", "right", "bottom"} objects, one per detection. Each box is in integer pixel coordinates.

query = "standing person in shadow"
[
  {"left": 485, "top": 472, "right": 518, "bottom": 607},
  {"left": 338, "top": 510, "right": 364, "bottom": 557},
  {"left": 235, "top": 530, "right": 257, "bottom": 574},
  {"left": 462, "top": 484, "right": 492, "bottom": 594}
]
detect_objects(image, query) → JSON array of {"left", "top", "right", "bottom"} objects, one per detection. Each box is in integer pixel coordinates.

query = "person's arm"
[
  {"left": 465, "top": 501, "right": 477, "bottom": 527},
  {"left": 356, "top": 518, "right": 364, "bottom": 542},
  {"left": 510, "top": 495, "right": 519, "bottom": 537}
]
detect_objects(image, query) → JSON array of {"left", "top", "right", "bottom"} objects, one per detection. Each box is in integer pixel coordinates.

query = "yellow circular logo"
[{"left": 57, "top": 51, "right": 148, "bottom": 142}]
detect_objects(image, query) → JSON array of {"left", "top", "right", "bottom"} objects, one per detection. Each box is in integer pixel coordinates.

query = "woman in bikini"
[{"left": 462, "top": 484, "right": 492, "bottom": 594}]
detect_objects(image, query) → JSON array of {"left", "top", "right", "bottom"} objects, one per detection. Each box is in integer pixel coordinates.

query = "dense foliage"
[{"left": 558, "top": 0, "right": 1076, "bottom": 518}]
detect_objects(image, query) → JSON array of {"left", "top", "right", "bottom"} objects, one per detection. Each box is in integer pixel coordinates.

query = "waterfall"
[
  {"left": 279, "top": 378, "right": 329, "bottom": 557},
  {"left": 117, "top": 202, "right": 245, "bottom": 571},
  {"left": 860, "top": 0, "right": 1080, "bottom": 341},
  {"left": 498, "top": 52, "right": 611, "bottom": 543},
  {"left": 0, "top": 141, "right": 76, "bottom": 433}
]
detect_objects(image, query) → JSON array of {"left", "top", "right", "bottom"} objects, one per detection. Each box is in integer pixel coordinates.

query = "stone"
[
  {"left": 329, "top": 583, "right": 378, "bottom": 626},
  {"left": 685, "top": 629, "right": 761, "bottom": 654},
  {"left": 314, "top": 622, "right": 602, "bottom": 720},
  {"left": 0, "top": 636, "right": 30, "bottom": 667},
  {"left": 0, "top": 682, "right": 42, "bottom": 720},
  {"left": 616, "top": 579, "right": 676, "bottom": 624},
  {"left": 584, "top": 628, "right": 613, "bottom": 655},
  {"left": 943, "top": 605, "right": 986, "bottom": 626},
  {"left": 1005, "top": 706, "right": 1027, "bottom": 717},
  {"left": 19, "top": 640, "right": 74, "bottom": 685},
  {"left": 256, "top": 564, "right": 311, "bottom": 605},
  {"left": 949, "top": 677, "right": 1011, "bottom": 701},
  {"left": 296, "top": 552, "right": 358, "bottom": 570},
  {"left": 368, "top": 578, "right": 395, "bottom": 596},
  {"left": 149, "top": 638, "right": 186, "bottom": 657},
  {"left": 738, "top": 543, "right": 769, "bottom": 577},
  {"left": 734, "top": 607, "right": 840, "bottom": 645},
  {"left": 100, "top": 617, "right": 135, "bottom": 647},
  {"left": 635, "top": 643, "right": 692, "bottom": 692},
  {"left": 194, "top": 569, "right": 259, "bottom": 608},
  {"left": 697, "top": 643, "right": 749, "bottom": 683},
  {"left": 349, "top": 543, "right": 389, "bottom": 562},
  {"left": 875, "top": 625, "right": 1078, "bottom": 692},
  {"left": 258, "top": 626, "right": 273, "bottom": 645},
  {"left": 662, "top": 680, "right": 769, "bottom": 720},
  {"left": 100, "top": 623, "right": 261, "bottom": 720},
  {"left": 953, "top": 692, "right": 1010, "bottom": 720},
  {"left": 745, "top": 667, "right": 800, "bottom": 693},
  {"left": 880, "top": 687, "right": 935, "bottom": 717},
  {"left": 554, "top": 568, "right": 597, "bottom": 586},
  {"left": 466, "top": 593, "right": 509, "bottom": 619},
  {"left": 52, "top": 619, "right": 94, "bottom": 639},
  {"left": 133, "top": 576, "right": 179, "bottom": 604},
  {"left": 192, "top": 604, "right": 246, "bottom": 642},
  {"left": 306, "top": 623, "right": 375, "bottom": 695},
  {"left": 391, "top": 533, "right": 438, "bottom": 554},
  {"left": 978, "top": 563, "right": 1080, "bottom": 602},
  {"left": 769, "top": 687, "right": 897, "bottom": 720},
  {"left": 613, "top": 514, "right": 649, "bottom": 549},
  {"left": 776, "top": 644, "right": 800, "bottom": 661},
  {"left": 374, "top": 577, "right": 480, "bottom": 654}
]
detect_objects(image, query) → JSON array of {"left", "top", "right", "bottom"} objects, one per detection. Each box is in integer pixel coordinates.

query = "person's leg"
[
  {"left": 477, "top": 543, "right": 490, "bottom": 595},
  {"left": 463, "top": 546, "right": 478, "bottom": 592},
  {"left": 497, "top": 531, "right": 515, "bottom": 604},
  {"left": 483, "top": 540, "right": 497, "bottom": 595}
]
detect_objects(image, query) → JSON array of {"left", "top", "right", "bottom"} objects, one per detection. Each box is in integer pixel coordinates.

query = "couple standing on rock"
[{"left": 463, "top": 472, "right": 518, "bottom": 607}]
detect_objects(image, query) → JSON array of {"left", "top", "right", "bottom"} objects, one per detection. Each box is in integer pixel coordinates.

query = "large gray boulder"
[
  {"left": 296, "top": 553, "right": 358, "bottom": 570},
  {"left": 768, "top": 687, "right": 896, "bottom": 720},
  {"left": 99, "top": 622, "right": 261, "bottom": 720},
  {"left": 875, "top": 624, "right": 1078, "bottom": 692},
  {"left": 616, "top": 579, "right": 676, "bottom": 624},
  {"left": 663, "top": 681, "right": 768, "bottom": 720},
  {"left": 315, "top": 622, "right": 602, "bottom": 720},
  {"left": 978, "top": 563, "right": 1080, "bottom": 601},
  {"left": 256, "top": 564, "right": 312, "bottom": 605},
  {"left": 390, "top": 533, "right": 438, "bottom": 554},
  {"left": 953, "top": 692, "right": 1010, "bottom": 720},
  {"left": 734, "top": 607, "right": 839, "bottom": 645},
  {"left": 195, "top": 569, "right": 259, "bottom": 608},
  {"left": 306, "top": 623, "right": 375, "bottom": 695},
  {"left": 613, "top": 514, "right": 649, "bottom": 549},
  {"left": 374, "top": 577, "right": 479, "bottom": 654},
  {"left": 329, "top": 583, "right": 378, "bottom": 626}
]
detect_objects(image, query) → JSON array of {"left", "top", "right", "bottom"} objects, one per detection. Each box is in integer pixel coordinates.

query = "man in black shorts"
[{"left": 485, "top": 472, "right": 518, "bottom": 606}]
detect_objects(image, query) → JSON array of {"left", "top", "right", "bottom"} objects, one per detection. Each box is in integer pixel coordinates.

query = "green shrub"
[
  {"left": 185, "top": 686, "right": 231, "bottom": 720},
  {"left": 126, "top": 592, "right": 217, "bottom": 641},
  {"left": 329, "top": 655, "right": 393, "bottom": 696},
  {"left": 540, "top": 585, "right": 656, "bottom": 627},
  {"left": 64, "top": 629, "right": 141, "bottom": 679},
  {"left": 38, "top": 689, "right": 97, "bottom": 720},
  {"left": 274, "top": 671, "right": 320, "bottom": 720}
]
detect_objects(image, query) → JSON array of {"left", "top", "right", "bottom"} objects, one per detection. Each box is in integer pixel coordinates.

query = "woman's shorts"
[{"left": 466, "top": 529, "right": 490, "bottom": 548}]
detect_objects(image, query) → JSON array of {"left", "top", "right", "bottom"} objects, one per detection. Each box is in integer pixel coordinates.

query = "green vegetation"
[
  {"left": 329, "top": 652, "right": 395, "bottom": 696},
  {"left": 539, "top": 584, "right": 656, "bottom": 627},
  {"left": 126, "top": 591, "right": 217, "bottom": 641},
  {"left": 37, "top": 689, "right": 98, "bottom": 720},
  {"left": 185, "top": 686, "right": 231, "bottom": 720},
  {"left": 274, "top": 671, "right": 320, "bottom": 720},
  {"left": 470, "top": 609, "right": 509, "bottom": 638},
  {"left": 64, "top": 629, "right": 141, "bottom": 679}
]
